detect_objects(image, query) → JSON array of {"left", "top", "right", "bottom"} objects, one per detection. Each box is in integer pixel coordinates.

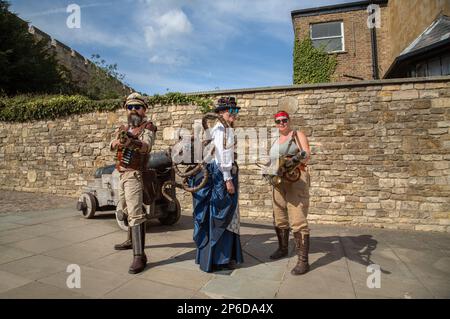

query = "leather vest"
[{"left": 115, "top": 121, "right": 157, "bottom": 171}]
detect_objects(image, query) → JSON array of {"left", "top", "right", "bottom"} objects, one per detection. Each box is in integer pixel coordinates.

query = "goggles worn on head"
[
  {"left": 228, "top": 108, "right": 239, "bottom": 114},
  {"left": 127, "top": 104, "right": 142, "bottom": 111},
  {"left": 275, "top": 118, "right": 288, "bottom": 124}
]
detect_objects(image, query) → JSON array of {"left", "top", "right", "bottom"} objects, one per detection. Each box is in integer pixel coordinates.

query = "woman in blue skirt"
[{"left": 189, "top": 97, "right": 243, "bottom": 273}]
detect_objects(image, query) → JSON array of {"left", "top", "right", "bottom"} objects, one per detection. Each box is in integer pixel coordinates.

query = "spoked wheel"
[
  {"left": 158, "top": 198, "right": 181, "bottom": 225},
  {"left": 77, "top": 193, "right": 97, "bottom": 219},
  {"left": 115, "top": 210, "right": 129, "bottom": 231}
]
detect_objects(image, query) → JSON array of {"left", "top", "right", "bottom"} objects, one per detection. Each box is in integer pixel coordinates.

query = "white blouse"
[{"left": 210, "top": 122, "right": 234, "bottom": 181}]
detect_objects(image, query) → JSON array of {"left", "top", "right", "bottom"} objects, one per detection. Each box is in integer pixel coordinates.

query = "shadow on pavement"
[
  {"left": 309, "top": 235, "right": 391, "bottom": 274},
  {"left": 94, "top": 213, "right": 390, "bottom": 275}
]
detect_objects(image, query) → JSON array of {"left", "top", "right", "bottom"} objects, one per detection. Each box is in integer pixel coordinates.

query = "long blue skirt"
[{"left": 189, "top": 162, "right": 243, "bottom": 273}]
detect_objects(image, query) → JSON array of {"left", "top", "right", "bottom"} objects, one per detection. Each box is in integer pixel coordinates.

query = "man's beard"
[{"left": 127, "top": 111, "right": 143, "bottom": 127}]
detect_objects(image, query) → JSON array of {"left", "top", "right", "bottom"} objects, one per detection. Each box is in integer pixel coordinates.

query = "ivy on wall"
[
  {"left": 0, "top": 93, "right": 213, "bottom": 122},
  {"left": 293, "top": 36, "right": 337, "bottom": 84},
  {"left": 146, "top": 92, "right": 213, "bottom": 113}
]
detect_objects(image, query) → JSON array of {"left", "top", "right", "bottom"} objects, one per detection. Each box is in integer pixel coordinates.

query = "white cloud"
[
  {"left": 133, "top": 0, "right": 308, "bottom": 66},
  {"left": 158, "top": 9, "right": 192, "bottom": 38},
  {"left": 148, "top": 53, "right": 189, "bottom": 66},
  {"left": 144, "top": 9, "right": 192, "bottom": 48},
  {"left": 25, "top": 2, "right": 114, "bottom": 17}
]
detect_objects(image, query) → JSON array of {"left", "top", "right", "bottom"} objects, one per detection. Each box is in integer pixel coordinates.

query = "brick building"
[{"left": 291, "top": 0, "right": 450, "bottom": 82}]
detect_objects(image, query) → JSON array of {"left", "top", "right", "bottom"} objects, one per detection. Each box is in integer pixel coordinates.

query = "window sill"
[{"left": 327, "top": 51, "right": 347, "bottom": 55}]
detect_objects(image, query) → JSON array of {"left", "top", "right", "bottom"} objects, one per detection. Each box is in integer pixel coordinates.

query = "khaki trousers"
[
  {"left": 272, "top": 170, "right": 310, "bottom": 234},
  {"left": 117, "top": 170, "right": 146, "bottom": 227}
]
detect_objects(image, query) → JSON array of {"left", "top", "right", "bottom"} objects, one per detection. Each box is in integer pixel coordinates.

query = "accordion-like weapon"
[
  {"left": 263, "top": 151, "right": 308, "bottom": 186},
  {"left": 116, "top": 130, "right": 145, "bottom": 170}
]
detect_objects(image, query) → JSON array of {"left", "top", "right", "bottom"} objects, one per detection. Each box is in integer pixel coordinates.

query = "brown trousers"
[
  {"left": 272, "top": 169, "right": 310, "bottom": 234},
  {"left": 117, "top": 170, "right": 146, "bottom": 227}
]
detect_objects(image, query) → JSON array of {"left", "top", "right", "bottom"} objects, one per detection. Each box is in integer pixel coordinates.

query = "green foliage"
[
  {"left": 146, "top": 92, "right": 213, "bottom": 113},
  {"left": 0, "top": 95, "right": 119, "bottom": 122},
  {"left": 293, "top": 36, "right": 337, "bottom": 84},
  {"left": 0, "top": 93, "right": 213, "bottom": 122},
  {"left": 0, "top": 0, "right": 74, "bottom": 95},
  {"left": 84, "top": 54, "right": 127, "bottom": 100}
]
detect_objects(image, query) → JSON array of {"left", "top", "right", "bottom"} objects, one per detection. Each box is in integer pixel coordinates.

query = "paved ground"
[
  {"left": 0, "top": 198, "right": 449, "bottom": 299},
  {"left": 0, "top": 190, "right": 74, "bottom": 214}
]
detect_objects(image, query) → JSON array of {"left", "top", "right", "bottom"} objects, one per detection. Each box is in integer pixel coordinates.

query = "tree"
[
  {"left": 84, "top": 54, "right": 127, "bottom": 100},
  {"left": 0, "top": 0, "right": 73, "bottom": 95},
  {"left": 293, "top": 36, "right": 337, "bottom": 84}
]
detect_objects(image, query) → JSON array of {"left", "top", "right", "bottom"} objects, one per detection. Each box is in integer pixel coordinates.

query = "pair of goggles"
[
  {"left": 228, "top": 108, "right": 239, "bottom": 115},
  {"left": 127, "top": 104, "right": 142, "bottom": 111},
  {"left": 275, "top": 118, "right": 288, "bottom": 124}
]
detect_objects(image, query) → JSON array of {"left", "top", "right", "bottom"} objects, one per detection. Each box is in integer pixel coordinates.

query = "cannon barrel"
[{"left": 146, "top": 150, "right": 173, "bottom": 170}]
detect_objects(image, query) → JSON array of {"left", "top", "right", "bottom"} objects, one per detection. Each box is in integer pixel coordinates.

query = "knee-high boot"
[
  {"left": 128, "top": 223, "right": 147, "bottom": 274},
  {"left": 114, "top": 227, "right": 132, "bottom": 250},
  {"left": 269, "top": 227, "right": 289, "bottom": 260},
  {"left": 291, "top": 231, "right": 310, "bottom": 275}
]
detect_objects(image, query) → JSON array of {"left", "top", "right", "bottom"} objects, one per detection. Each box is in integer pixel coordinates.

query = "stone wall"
[
  {"left": 28, "top": 24, "right": 133, "bottom": 95},
  {"left": 1, "top": 77, "right": 450, "bottom": 232}
]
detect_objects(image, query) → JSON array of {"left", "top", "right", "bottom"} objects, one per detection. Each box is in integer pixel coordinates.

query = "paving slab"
[
  {"left": 38, "top": 265, "right": 132, "bottom": 298},
  {"left": 0, "top": 281, "right": 88, "bottom": 299},
  {"left": 0, "top": 255, "right": 70, "bottom": 281},
  {"left": 201, "top": 274, "right": 281, "bottom": 299},
  {"left": 42, "top": 216, "right": 94, "bottom": 228},
  {"left": 6, "top": 235, "right": 73, "bottom": 254},
  {"left": 136, "top": 265, "right": 213, "bottom": 291},
  {"left": 43, "top": 241, "right": 119, "bottom": 265},
  {"left": 0, "top": 245, "right": 34, "bottom": 265},
  {"left": 0, "top": 228, "right": 42, "bottom": 245},
  {"left": 0, "top": 222, "right": 23, "bottom": 232},
  {"left": 0, "top": 270, "right": 33, "bottom": 294},
  {"left": 0, "top": 214, "right": 29, "bottom": 223},
  {"left": 0, "top": 198, "right": 449, "bottom": 299},
  {"left": 18, "top": 224, "right": 61, "bottom": 237},
  {"left": 87, "top": 251, "right": 149, "bottom": 276},
  {"left": 46, "top": 224, "right": 119, "bottom": 244},
  {"left": 103, "top": 278, "right": 197, "bottom": 299}
]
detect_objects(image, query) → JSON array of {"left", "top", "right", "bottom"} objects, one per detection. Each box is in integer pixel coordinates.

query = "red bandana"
[{"left": 274, "top": 111, "right": 290, "bottom": 119}]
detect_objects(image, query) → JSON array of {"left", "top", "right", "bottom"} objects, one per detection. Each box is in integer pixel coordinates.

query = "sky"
[{"left": 9, "top": 0, "right": 351, "bottom": 95}]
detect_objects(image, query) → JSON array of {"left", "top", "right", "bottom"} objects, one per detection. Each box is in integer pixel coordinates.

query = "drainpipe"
[
  {"left": 371, "top": 27, "right": 380, "bottom": 79},
  {"left": 369, "top": 2, "right": 380, "bottom": 79}
]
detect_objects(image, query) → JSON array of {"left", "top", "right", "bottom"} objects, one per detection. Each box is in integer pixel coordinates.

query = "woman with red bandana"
[{"left": 268, "top": 111, "right": 311, "bottom": 275}]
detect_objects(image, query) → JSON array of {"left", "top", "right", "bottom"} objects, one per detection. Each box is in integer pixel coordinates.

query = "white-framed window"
[{"left": 310, "top": 21, "right": 345, "bottom": 53}]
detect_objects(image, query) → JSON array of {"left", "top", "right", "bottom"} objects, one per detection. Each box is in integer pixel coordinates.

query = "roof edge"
[
  {"left": 185, "top": 76, "right": 450, "bottom": 96},
  {"left": 291, "top": 0, "right": 388, "bottom": 18}
]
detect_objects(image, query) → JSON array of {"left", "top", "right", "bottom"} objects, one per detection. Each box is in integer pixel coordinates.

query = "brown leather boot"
[
  {"left": 141, "top": 222, "right": 147, "bottom": 264},
  {"left": 270, "top": 227, "right": 289, "bottom": 260},
  {"left": 128, "top": 223, "right": 147, "bottom": 274},
  {"left": 291, "top": 232, "right": 310, "bottom": 275},
  {"left": 114, "top": 227, "right": 132, "bottom": 250}
]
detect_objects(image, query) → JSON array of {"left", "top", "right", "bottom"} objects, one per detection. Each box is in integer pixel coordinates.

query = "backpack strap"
[{"left": 292, "top": 130, "right": 304, "bottom": 153}]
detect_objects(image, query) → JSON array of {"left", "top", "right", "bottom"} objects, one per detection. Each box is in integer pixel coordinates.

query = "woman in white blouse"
[{"left": 189, "top": 97, "right": 243, "bottom": 273}]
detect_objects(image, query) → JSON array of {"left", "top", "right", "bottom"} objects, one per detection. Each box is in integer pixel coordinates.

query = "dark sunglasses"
[
  {"left": 127, "top": 105, "right": 142, "bottom": 111},
  {"left": 275, "top": 118, "right": 289, "bottom": 124},
  {"left": 228, "top": 108, "right": 239, "bottom": 115}
]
